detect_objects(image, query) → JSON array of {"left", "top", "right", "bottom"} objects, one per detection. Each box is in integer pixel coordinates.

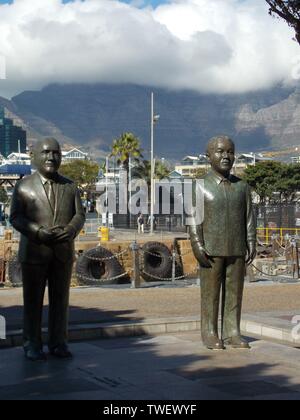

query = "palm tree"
[
  {"left": 110, "top": 132, "right": 143, "bottom": 173},
  {"left": 134, "top": 159, "right": 171, "bottom": 184}
]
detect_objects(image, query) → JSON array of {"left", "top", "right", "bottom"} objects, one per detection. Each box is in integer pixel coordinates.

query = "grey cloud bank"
[{"left": 0, "top": 0, "right": 299, "bottom": 98}]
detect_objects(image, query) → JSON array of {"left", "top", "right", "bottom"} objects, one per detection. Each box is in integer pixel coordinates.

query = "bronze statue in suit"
[
  {"left": 10, "top": 138, "right": 85, "bottom": 361},
  {"left": 190, "top": 136, "right": 256, "bottom": 350}
]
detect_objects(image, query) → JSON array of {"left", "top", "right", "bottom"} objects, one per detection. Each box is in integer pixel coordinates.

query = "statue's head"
[
  {"left": 32, "top": 138, "right": 62, "bottom": 179},
  {"left": 206, "top": 135, "right": 235, "bottom": 177}
]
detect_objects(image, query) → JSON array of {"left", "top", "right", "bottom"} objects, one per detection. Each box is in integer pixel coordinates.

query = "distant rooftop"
[{"left": 0, "top": 164, "right": 32, "bottom": 175}]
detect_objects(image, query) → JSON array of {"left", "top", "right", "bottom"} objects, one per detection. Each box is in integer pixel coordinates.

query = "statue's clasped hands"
[{"left": 38, "top": 225, "right": 75, "bottom": 244}]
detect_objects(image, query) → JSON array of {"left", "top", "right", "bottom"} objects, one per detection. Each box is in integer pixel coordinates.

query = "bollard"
[
  {"left": 101, "top": 227, "right": 109, "bottom": 242},
  {"left": 292, "top": 241, "right": 300, "bottom": 279},
  {"left": 4, "top": 230, "right": 12, "bottom": 241},
  {"left": 130, "top": 241, "right": 141, "bottom": 289},
  {"left": 172, "top": 248, "right": 176, "bottom": 282}
]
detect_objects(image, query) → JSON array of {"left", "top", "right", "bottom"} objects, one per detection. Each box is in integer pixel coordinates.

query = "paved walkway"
[
  {"left": 1, "top": 283, "right": 300, "bottom": 400},
  {"left": 1, "top": 283, "right": 300, "bottom": 330},
  {"left": 1, "top": 332, "right": 300, "bottom": 400}
]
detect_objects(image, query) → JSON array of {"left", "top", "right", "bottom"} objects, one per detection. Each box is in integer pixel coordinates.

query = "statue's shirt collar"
[
  {"left": 209, "top": 170, "right": 232, "bottom": 185},
  {"left": 38, "top": 172, "right": 58, "bottom": 185}
]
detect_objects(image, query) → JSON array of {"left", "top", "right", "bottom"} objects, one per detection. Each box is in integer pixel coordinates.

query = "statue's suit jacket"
[
  {"left": 190, "top": 170, "right": 256, "bottom": 257},
  {"left": 10, "top": 171, "right": 85, "bottom": 264}
]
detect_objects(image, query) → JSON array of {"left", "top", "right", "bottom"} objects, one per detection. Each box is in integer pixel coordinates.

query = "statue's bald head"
[
  {"left": 33, "top": 138, "right": 61, "bottom": 154},
  {"left": 33, "top": 138, "right": 62, "bottom": 179}
]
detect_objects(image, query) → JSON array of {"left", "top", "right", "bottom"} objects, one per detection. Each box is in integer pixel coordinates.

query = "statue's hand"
[
  {"left": 246, "top": 241, "right": 256, "bottom": 266},
  {"left": 191, "top": 243, "right": 212, "bottom": 268},
  {"left": 52, "top": 225, "right": 76, "bottom": 243},
  {"left": 37, "top": 227, "right": 57, "bottom": 245}
]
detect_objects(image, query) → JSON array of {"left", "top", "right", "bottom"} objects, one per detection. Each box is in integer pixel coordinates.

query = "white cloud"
[{"left": 0, "top": 0, "right": 298, "bottom": 98}]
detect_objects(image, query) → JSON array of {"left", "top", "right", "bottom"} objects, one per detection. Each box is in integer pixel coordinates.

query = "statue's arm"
[
  {"left": 189, "top": 223, "right": 212, "bottom": 268},
  {"left": 9, "top": 182, "right": 41, "bottom": 241},
  {"left": 66, "top": 187, "right": 86, "bottom": 238},
  {"left": 245, "top": 184, "right": 257, "bottom": 265}
]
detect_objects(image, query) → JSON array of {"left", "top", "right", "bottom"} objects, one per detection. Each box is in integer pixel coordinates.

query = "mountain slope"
[{"left": 0, "top": 83, "right": 298, "bottom": 159}]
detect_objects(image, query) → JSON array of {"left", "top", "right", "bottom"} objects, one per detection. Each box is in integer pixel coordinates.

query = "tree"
[
  {"left": 277, "top": 163, "right": 300, "bottom": 202},
  {"left": 191, "top": 167, "right": 208, "bottom": 179},
  {"left": 266, "top": 1, "right": 300, "bottom": 44},
  {"left": 60, "top": 159, "right": 99, "bottom": 190},
  {"left": 110, "top": 132, "right": 143, "bottom": 173},
  {"left": 134, "top": 159, "right": 172, "bottom": 184},
  {"left": 243, "top": 161, "right": 300, "bottom": 204}
]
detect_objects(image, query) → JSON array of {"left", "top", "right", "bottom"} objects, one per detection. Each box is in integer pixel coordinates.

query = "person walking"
[{"left": 137, "top": 212, "right": 145, "bottom": 234}]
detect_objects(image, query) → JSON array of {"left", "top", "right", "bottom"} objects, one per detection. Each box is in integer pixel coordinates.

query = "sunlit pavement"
[{"left": 1, "top": 332, "right": 300, "bottom": 400}]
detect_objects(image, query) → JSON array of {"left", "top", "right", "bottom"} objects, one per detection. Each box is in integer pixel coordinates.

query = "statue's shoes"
[
  {"left": 224, "top": 336, "right": 250, "bottom": 349},
  {"left": 49, "top": 345, "right": 73, "bottom": 359},
  {"left": 24, "top": 347, "right": 47, "bottom": 362},
  {"left": 203, "top": 336, "right": 225, "bottom": 351}
]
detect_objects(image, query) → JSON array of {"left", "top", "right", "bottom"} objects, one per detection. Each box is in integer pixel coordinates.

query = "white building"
[
  {"left": 291, "top": 156, "right": 300, "bottom": 164},
  {"left": 175, "top": 152, "right": 273, "bottom": 178},
  {"left": 62, "top": 148, "right": 89, "bottom": 162},
  {"left": 5, "top": 152, "right": 31, "bottom": 165},
  {"left": 175, "top": 155, "right": 209, "bottom": 177}
]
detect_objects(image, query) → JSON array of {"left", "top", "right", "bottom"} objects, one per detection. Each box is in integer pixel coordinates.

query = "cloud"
[{"left": 0, "top": 0, "right": 298, "bottom": 98}]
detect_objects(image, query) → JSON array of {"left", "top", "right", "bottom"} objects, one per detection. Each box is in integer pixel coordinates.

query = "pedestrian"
[{"left": 137, "top": 212, "right": 144, "bottom": 234}]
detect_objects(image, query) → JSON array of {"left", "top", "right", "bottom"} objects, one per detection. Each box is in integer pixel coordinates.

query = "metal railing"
[{"left": 257, "top": 228, "right": 300, "bottom": 244}]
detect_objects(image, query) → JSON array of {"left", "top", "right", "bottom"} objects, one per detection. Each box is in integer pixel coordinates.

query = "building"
[
  {"left": 0, "top": 107, "right": 27, "bottom": 157},
  {"left": 291, "top": 156, "right": 300, "bottom": 164},
  {"left": 175, "top": 152, "right": 273, "bottom": 178},
  {"left": 233, "top": 153, "right": 273, "bottom": 175},
  {"left": 62, "top": 148, "right": 89, "bottom": 162},
  {"left": 5, "top": 152, "right": 31, "bottom": 165},
  {"left": 175, "top": 155, "right": 209, "bottom": 177}
]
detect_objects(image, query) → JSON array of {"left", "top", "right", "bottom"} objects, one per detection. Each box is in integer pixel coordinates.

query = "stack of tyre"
[
  {"left": 7, "top": 243, "right": 184, "bottom": 286},
  {"left": 141, "top": 242, "right": 183, "bottom": 282},
  {"left": 76, "top": 247, "right": 129, "bottom": 285}
]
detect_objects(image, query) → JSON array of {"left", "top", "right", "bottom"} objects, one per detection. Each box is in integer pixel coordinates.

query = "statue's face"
[
  {"left": 33, "top": 139, "right": 62, "bottom": 179},
  {"left": 207, "top": 138, "right": 235, "bottom": 176}
]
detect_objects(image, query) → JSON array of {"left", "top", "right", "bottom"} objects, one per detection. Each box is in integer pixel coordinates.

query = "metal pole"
[
  {"left": 172, "top": 248, "right": 176, "bottom": 282},
  {"left": 150, "top": 92, "right": 154, "bottom": 235},
  {"left": 18, "top": 139, "right": 21, "bottom": 164},
  {"left": 129, "top": 156, "right": 131, "bottom": 228},
  {"left": 131, "top": 241, "right": 141, "bottom": 288},
  {"left": 105, "top": 156, "right": 109, "bottom": 223}
]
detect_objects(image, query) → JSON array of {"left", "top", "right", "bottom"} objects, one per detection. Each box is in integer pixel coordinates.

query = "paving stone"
[{"left": 1, "top": 330, "right": 300, "bottom": 400}]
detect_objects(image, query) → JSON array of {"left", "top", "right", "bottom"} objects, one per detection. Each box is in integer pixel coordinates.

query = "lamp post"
[
  {"left": 150, "top": 92, "right": 160, "bottom": 235},
  {"left": 105, "top": 156, "right": 109, "bottom": 213}
]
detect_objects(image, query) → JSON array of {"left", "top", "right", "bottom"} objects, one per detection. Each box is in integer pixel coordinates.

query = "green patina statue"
[
  {"left": 190, "top": 136, "right": 256, "bottom": 350},
  {"left": 10, "top": 138, "right": 85, "bottom": 361}
]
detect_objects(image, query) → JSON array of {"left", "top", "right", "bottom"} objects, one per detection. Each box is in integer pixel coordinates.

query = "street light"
[{"left": 150, "top": 92, "right": 160, "bottom": 235}]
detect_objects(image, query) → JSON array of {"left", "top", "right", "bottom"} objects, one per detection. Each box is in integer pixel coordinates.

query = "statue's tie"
[{"left": 46, "top": 180, "right": 55, "bottom": 210}]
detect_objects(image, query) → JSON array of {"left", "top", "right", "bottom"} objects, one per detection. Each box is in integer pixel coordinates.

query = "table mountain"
[{"left": 1, "top": 83, "right": 299, "bottom": 159}]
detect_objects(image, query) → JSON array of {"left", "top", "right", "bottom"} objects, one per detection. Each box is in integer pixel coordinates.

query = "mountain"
[{"left": 1, "top": 83, "right": 299, "bottom": 160}]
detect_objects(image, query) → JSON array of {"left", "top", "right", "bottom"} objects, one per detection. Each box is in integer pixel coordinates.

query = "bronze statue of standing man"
[
  {"left": 10, "top": 138, "right": 85, "bottom": 361},
  {"left": 190, "top": 136, "right": 256, "bottom": 350}
]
